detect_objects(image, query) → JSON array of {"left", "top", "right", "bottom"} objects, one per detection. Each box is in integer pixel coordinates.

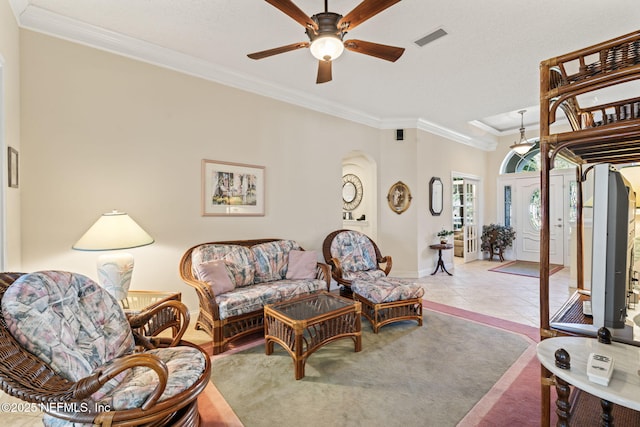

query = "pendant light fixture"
[{"left": 510, "top": 110, "right": 535, "bottom": 155}]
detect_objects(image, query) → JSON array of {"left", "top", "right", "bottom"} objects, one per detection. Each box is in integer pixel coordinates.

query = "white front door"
[{"left": 516, "top": 175, "right": 564, "bottom": 264}]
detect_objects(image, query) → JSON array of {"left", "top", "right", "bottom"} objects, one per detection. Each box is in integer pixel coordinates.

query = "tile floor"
[
  {"left": 416, "top": 257, "right": 573, "bottom": 328},
  {"left": 183, "top": 257, "right": 575, "bottom": 345}
]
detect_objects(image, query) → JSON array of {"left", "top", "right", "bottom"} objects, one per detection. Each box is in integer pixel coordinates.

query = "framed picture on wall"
[
  {"left": 201, "top": 159, "right": 265, "bottom": 216},
  {"left": 8, "top": 147, "right": 18, "bottom": 188},
  {"left": 386, "top": 181, "right": 412, "bottom": 214}
]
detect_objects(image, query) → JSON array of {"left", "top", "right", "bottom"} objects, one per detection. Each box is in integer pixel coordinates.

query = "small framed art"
[
  {"left": 387, "top": 181, "right": 412, "bottom": 214},
  {"left": 201, "top": 159, "right": 265, "bottom": 216}
]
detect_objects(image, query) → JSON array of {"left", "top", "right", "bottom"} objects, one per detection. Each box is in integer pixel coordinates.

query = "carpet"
[
  {"left": 208, "top": 310, "right": 532, "bottom": 427},
  {"left": 425, "top": 301, "right": 556, "bottom": 427},
  {"left": 488, "top": 260, "right": 563, "bottom": 278}
]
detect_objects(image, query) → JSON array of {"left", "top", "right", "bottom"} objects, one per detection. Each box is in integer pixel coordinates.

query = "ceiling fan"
[{"left": 247, "top": 0, "right": 405, "bottom": 84}]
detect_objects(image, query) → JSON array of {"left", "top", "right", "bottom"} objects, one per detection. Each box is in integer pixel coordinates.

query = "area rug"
[
  {"left": 207, "top": 310, "right": 532, "bottom": 427},
  {"left": 425, "top": 301, "right": 556, "bottom": 427},
  {"left": 488, "top": 260, "right": 563, "bottom": 278}
]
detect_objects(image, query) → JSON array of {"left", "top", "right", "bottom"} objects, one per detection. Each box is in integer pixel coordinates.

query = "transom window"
[{"left": 501, "top": 141, "right": 575, "bottom": 174}]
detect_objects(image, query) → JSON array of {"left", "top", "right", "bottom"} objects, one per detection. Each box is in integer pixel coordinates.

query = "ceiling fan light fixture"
[
  {"left": 310, "top": 35, "right": 344, "bottom": 61},
  {"left": 509, "top": 110, "right": 535, "bottom": 155}
]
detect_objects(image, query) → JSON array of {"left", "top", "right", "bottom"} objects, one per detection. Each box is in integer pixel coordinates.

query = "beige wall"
[
  {"left": 417, "top": 130, "right": 489, "bottom": 275},
  {"left": 18, "top": 29, "right": 497, "bottom": 312},
  {"left": 0, "top": 2, "right": 21, "bottom": 270}
]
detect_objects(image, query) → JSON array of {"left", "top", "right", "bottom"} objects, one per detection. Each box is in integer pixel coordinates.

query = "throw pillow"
[
  {"left": 195, "top": 260, "right": 235, "bottom": 295},
  {"left": 286, "top": 250, "right": 317, "bottom": 280}
]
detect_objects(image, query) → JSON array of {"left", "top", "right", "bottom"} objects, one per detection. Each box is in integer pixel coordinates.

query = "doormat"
[{"left": 488, "top": 260, "right": 563, "bottom": 278}]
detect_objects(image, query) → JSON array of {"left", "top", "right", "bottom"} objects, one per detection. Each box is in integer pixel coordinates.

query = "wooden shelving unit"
[{"left": 539, "top": 30, "right": 640, "bottom": 426}]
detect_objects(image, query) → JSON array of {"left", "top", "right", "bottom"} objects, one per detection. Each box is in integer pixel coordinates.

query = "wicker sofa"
[{"left": 179, "top": 238, "right": 331, "bottom": 355}]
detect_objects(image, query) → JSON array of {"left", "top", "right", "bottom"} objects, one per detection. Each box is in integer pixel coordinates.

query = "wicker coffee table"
[{"left": 264, "top": 292, "right": 362, "bottom": 379}]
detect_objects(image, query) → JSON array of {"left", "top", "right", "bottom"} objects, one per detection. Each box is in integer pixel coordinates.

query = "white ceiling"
[{"left": 9, "top": 0, "right": 640, "bottom": 150}]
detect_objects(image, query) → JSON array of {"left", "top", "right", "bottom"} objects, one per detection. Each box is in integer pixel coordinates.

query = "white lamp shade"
[
  {"left": 73, "top": 211, "right": 153, "bottom": 301},
  {"left": 73, "top": 211, "right": 154, "bottom": 251},
  {"left": 310, "top": 35, "right": 344, "bottom": 61}
]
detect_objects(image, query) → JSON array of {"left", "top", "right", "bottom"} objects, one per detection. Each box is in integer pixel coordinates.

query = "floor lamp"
[{"left": 73, "top": 210, "right": 154, "bottom": 301}]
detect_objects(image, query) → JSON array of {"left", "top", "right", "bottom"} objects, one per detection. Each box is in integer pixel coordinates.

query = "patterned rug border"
[{"left": 488, "top": 260, "right": 563, "bottom": 278}]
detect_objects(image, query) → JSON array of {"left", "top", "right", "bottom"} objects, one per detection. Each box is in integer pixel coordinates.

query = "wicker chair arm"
[
  {"left": 379, "top": 255, "right": 393, "bottom": 276},
  {"left": 315, "top": 262, "right": 332, "bottom": 291},
  {"left": 95, "top": 353, "right": 168, "bottom": 410},
  {"left": 329, "top": 257, "right": 352, "bottom": 286},
  {"left": 127, "top": 300, "right": 189, "bottom": 348}
]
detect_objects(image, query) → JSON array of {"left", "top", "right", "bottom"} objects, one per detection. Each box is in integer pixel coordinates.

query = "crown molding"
[
  {"left": 379, "top": 118, "right": 497, "bottom": 151},
  {"left": 13, "top": 3, "right": 494, "bottom": 152}
]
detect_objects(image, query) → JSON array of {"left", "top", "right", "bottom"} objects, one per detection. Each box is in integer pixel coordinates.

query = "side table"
[
  {"left": 429, "top": 243, "right": 453, "bottom": 275},
  {"left": 537, "top": 335, "right": 640, "bottom": 426},
  {"left": 121, "top": 290, "right": 182, "bottom": 338}
]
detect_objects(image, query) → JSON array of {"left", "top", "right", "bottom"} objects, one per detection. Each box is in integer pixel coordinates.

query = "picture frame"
[
  {"left": 429, "top": 177, "right": 443, "bottom": 216},
  {"left": 8, "top": 147, "right": 18, "bottom": 189},
  {"left": 201, "top": 159, "right": 265, "bottom": 216},
  {"left": 386, "top": 181, "right": 412, "bottom": 214}
]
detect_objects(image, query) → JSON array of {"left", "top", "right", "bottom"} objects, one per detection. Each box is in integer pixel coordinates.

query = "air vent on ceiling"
[{"left": 414, "top": 28, "right": 448, "bottom": 47}]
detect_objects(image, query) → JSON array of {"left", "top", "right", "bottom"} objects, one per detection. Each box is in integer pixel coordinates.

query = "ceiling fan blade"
[
  {"left": 344, "top": 39, "right": 405, "bottom": 62},
  {"left": 338, "top": 0, "right": 401, "bottom": 32},
  {"left": 265, "top": 0, "right": 318, "bottom": 30},
  {"left": 316, "top": 60, "right": 332, "bottom": 84},
  {"left": 247, "top": 42, "right": 310, "bottom": 60}
]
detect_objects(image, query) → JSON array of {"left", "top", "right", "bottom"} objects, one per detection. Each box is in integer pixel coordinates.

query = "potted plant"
[
  {"left": 480, "top": 224, "right": 516, "bottom": 261},
  {"left": 436, "top": 229, "right": 454, "bottom": 244}
]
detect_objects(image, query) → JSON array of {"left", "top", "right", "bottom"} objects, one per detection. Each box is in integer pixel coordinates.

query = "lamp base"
[{"left": 97, "top": 253, "right": 134, "bottom": 301}]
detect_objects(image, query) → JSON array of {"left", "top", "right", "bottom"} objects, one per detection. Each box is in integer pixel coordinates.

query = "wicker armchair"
[
  {"left": 0, "top": 271, "right": 211, "bottom": 426},
  {"left": 322, "top": 230, "right": 424, "bottom": 332},
  {"left": 322, "top": 229, "right": 392, "bottom": 296}
]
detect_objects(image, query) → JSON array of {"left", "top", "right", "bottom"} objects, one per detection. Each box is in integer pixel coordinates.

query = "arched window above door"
[{"left": 501, "top": 141, "right": 576, "bottom": 174}]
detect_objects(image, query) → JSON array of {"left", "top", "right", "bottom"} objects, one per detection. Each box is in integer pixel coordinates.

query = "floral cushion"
[
  {"left": 97, "top": 346, "right": 206, "bottom": 410},
  {"left": 2, "top": 271, "right": 135, "bottom": 383},
  {"left": 42, "top": 346, "right": 207, "bottom": 426},
  {"left": 343, "top": 269, "right": 386, "bottom": 282},
  {"left": 192, "top": 244, "right": 255, "bottom": 287},
  {"left": 351, "top": 277, "right": 425, "bottom": 304},
  {"left": 330, "top": 231, "right": 378, "bottom": 273},
  {"left": 215, "top": 278, "right": 325, "bottom": 319},
  {"left": 251, "top": 240, "right": 301, "bottom": 283}
]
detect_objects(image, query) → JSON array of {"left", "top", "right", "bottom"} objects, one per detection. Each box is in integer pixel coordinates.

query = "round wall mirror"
[{"left": 342, "top": 174, "right": 363, "bottom": 211}]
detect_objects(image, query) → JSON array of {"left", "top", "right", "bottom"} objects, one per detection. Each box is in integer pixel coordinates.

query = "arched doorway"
[{"left": 342, "top": 151, "right": 377, "bottom": 241}]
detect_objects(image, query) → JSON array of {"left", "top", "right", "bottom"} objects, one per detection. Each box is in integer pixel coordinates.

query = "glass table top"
[{"left": 269, "top": 293, "right": 354, "bottom": 321}]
